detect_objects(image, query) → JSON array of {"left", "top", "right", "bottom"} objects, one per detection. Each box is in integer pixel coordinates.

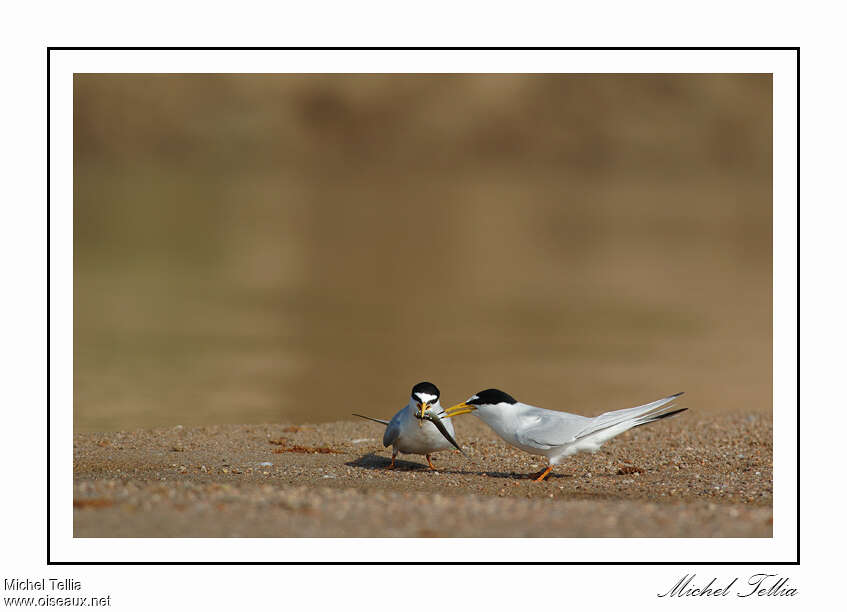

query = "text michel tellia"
[{"left": 658, "top": 574, "right": 797, "bottom": 598}]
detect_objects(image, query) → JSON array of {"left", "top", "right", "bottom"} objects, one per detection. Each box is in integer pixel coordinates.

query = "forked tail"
[
  {"left": 575, "top": 392, "right": 687, "bottom": 440},
  {"left": 352, "top": 413, "right": 390, "bottom": 426}
]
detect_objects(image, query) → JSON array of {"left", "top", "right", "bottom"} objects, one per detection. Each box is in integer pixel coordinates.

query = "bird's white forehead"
[
  {"left": 413, "top": 392, "right": 438, "bottom": 404},
  {"left": 468, "top": 395, "right": 479, "bottom": 402}
]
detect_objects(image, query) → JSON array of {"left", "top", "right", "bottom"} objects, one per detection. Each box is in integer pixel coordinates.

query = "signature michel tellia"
[{"left": 658, "top": 574, "right": 798, "bottom": 598}]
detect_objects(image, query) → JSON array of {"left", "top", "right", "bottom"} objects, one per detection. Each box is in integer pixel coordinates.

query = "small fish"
[{"left": 420, "top": 410, "right": 470, "bottom": 460}]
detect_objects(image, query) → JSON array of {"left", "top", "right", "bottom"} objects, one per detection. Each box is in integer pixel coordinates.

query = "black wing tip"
[
  {"left": 655, "top": 407, "right": 688, "bottom": 420},
  {"left": 669, "top": 391, "right": 685, "bottom": 399},
  {"left": 632, "top": 407, "right": 688, "bottom": 429}
]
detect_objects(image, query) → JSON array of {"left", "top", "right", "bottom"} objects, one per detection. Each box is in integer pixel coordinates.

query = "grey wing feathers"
[
  {"left": 516, "top": 410, "right": 590, "bottom": 449},
  {"left": 574, "top": 392, "right": 685, "bottom": 440},
  {"left": 515, "top": 393, "right": 685, "bottom": 449},
  {"left": 382, "top": 417, "right": 401, "bottom": 448}
]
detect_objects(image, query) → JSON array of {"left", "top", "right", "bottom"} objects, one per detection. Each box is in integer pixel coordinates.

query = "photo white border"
[{"left": 51, "top": 48, "right": 797, "bottom": 563}]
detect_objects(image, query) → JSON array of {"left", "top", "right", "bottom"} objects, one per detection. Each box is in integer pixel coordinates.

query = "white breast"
[{"left": 394, "top": 406, "right": 456, "bottom": 454}]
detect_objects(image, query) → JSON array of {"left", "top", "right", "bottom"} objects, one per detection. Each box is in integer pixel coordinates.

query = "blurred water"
[{"left": 74, "top": 74, "right": 772, "bottom": 431}]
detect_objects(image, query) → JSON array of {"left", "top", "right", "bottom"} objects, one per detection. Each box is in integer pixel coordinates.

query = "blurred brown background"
[{"left": 73, "top": 74, "right": 772, "bottom": 432}]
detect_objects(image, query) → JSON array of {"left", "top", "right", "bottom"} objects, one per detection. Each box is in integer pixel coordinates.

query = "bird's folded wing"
[
  {"left": 515, "top": 411, "right": 589, "bottom": 449},
  {"left": 382, "top": 410, "right": 405, "bottom": 447}
]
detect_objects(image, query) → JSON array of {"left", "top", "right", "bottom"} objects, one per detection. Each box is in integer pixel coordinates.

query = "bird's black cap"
[
  {"left": 411, "top": 381, "right": 440, "bottom": 400},
  {"left": 468, "top": 389, "right": 517, "bottom": 405}
]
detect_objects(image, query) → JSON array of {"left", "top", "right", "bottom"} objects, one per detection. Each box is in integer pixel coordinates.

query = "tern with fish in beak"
[
  {"left": 353, "top": 382, "right": 465, "bottom": 470},
  {"left": 438, "top": 389, "right": 687, "bottom": 481}
]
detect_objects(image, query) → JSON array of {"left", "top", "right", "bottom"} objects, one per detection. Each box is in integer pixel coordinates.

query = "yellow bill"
[
  {"left": 441, "top": 402, "right": 477, "bottom": 419},
  {"left": 417, "top": 401, "right": 430, "bottom": 426}
]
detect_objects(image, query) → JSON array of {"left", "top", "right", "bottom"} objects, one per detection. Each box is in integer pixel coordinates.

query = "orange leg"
[
  {"left": 529, "top": 467, "right": 547, "bottom": 480},
  {"left": 387, "top": 451, "right": 396, "bottom": 470},
  {"left": 426, "top": 454, "right": 437, "bottom": 470},
  {"left": 533, "top": 465, "right": 553, "bottom": 482}
]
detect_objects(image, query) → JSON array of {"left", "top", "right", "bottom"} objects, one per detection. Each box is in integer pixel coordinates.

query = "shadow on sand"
[
  {"left": 346, "top": 453, "right": 574, "bottom": 481},
  {"left": 346, "top": 453, "right": 432, "bottom": 472}
]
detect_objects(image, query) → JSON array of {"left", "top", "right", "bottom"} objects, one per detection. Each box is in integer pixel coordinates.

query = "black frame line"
[
  {"left": 49, "top": 46, "right": 800, "bottom": 566},
  {"left": 50, "top": 46, "right": 796, "bottom": 51}
]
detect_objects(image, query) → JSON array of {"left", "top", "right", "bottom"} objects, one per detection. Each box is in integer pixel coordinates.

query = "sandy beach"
[
  {"left": 73, "top": 412, "right": 772, "bottom": 538},
  {"left": 72, "top": 75, "right": 773, "bottom": 540}
]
